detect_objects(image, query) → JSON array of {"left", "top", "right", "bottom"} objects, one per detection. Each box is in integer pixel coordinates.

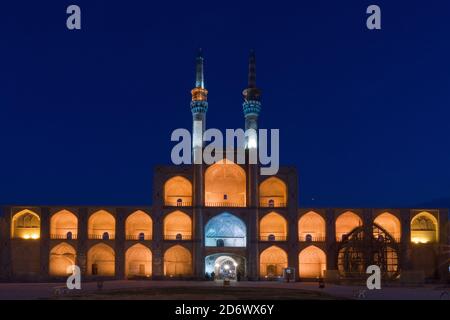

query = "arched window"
[
  {"left": 335, "top": 211, "right": 362, "bottom": 241},
  {"left": 67, "top": 232, "right": 73, "bottom": 240},
  {"left": 164, "top": 176, "right": 192, "bottom": 206},
  {"left": 259, "top": 177, "right": 287, "bottom": 207},
  {"left": 164, "top": 245, "right": 192, "bottom": 276},
  {"left": 259, "top": 246, "right": 288, "bottom": 278},
  {"left": 102, "top": 232, "right": 110, "bottom": 240},
  {"left": 125, "top": 244, "right": 152, "bottom": 278},
  {"left": 260, "top": 212, "right": 287, "bottom": 241},
  {"left": 205, "top": 159, "right": 246, "bottom": 207},
  {"left": 87, "top": 243, "right": 115, "bottom": 276},
  {"left": 50, "top": 210, "right": 78, "bottom": 240},
  {"left": 164, "top": 211, "right": 192, "bottom": 240},
  {"left": 49, "top": 243, "right": 76, "bottom": 277},
  {"left": 298, "top": 246, "right": 326, "bottom": 278},
  {"left": 205, "top": 212, "right": 246, "bottom": 247},
  {"left": 11, "top": 209, "right": 40, "bottom": 239},
  {"left": 374, "top": 212, "right": 401, "bottom": 241},
  {"left": 88, "top": 210, "right": 115, "bottom": 240},
  {"left": 298, "top": 211, "right": 326, "bottom": 242},
  {"left": 125, "top": 210, "right": 152, "bottom": 240},
  {"left": 411, "top": 212, "right": 438, "bottom": 243}
]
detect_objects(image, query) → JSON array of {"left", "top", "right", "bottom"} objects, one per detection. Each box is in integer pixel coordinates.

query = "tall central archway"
[
  {"left": 205, "top": 212, "right": 246, "bottom": 247},
  {"left": 205, "top": 159, "right": 246, "bottom": 207}
]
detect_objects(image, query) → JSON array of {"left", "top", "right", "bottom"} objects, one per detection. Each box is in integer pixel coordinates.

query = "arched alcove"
[
  {"left": 164, "top": 211, "right": 192, "bottom": 240},
  {"left": 164, "top": 176, "right": 192, "bottom": 206},
  {"left": 11, "top": 209, "right": 40, "bottom": 239},
  {"left": 411, "top": 212, "right": 438, "bottom": 243},
  {"left": 335, "top": 211, "right": 362, "bottom": 241},
  {"left": 50, "top": 210, "right": 78, "bottom": 239},
  {"left": 49, "top": 243, "right": 76, "bottom": 276},
  {"left": 205, "top": 212, "right": 246, "bottom": 247},
  {"left": 87, "top": 243, "right": 115, "bottom": 276},
  {"left": 164, "top": 245, "right": 192, "bottom": 277},
  {"left": 298, "top": 245, "right": 326, "bottom": 278},
  {"left": 298, "top": 211, "right": 326, "bottom": 242},
  {"left": 125, "top": 210, "right": 152, "bottom": 240},
  {"left": 205, "top": 159, "right": 246, "bottom": 207},
  {"left": 259, "top": 246, "right": 288, "bottom": 278},
  {"left": 374, "top": 212, "right": 401, "bottom": 241},
  {"left": 88, "top": 210, "right": 115, "bottom": 240},
  {"left": 259, "top": 177, "right": 287, "bottom": 207},
  {"left": 125, "top": 243, "right": 152, "bottom": 278},
  {"left": 260, "top": 212, "right": 287, "bottom": 241}
]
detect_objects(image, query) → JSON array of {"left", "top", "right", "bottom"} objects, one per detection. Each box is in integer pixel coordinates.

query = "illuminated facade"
[{"left": 0, "top": 52, "right": 448, "bottom": 283}]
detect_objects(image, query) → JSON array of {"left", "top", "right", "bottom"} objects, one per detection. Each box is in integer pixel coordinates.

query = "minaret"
[
  {"left": 243, "top": 50, "right": 261, "bottom": 280},
  {"left": 191, "top": 49, "right": 208, "bottom": 164},
  {"left": 242, "top": 50, "right": 262, "bottom": 150},
  {"left": 191, "top": 49, "right": 207, "bottom": 279}
]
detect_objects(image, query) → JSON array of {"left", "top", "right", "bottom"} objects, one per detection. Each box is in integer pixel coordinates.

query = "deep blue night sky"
[{"left": 1, "top": 1, "right": 449, "bottom": 207}]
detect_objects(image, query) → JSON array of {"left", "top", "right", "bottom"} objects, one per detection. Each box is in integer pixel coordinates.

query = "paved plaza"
[{"left": 0, "top": 280, "right": 448, "bottom": 300}]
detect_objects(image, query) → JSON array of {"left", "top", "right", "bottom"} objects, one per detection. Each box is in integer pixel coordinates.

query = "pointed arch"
[
  {"left": 50, "top": 210, "right": 78, "bottom": 239},
  {"left": 259, "top": 246, "right": 288, "bottom": 278},
  {"left": 125, "top": 210, "right": 152, "bottom": 240},
  {"left": 164, "top": 245, "right": 192, "bottom": 276},
  {"left": 259, "top": 177, "right": 287, "bottom": 207},
  {"left": 11, "top": 209, "right": 40, "bottom": 239},
  {"left": 260, "top": 212, "right": 287, "bottom": 241},
  {"left": 125, "top": 243, "right": 152, "bottom": 278},
  {"left": 164, "top": 176, "right": 192, "bottom": 206},
  {"left": 88, "top": 210, "right": 115, "bottom": 240},
  {"left": 411, "top": 211, "right": 438, "bottom": 243},
  {"left": 205, "top": 159, "right": 246, "bottom": 207},
  {"left": 298, "top": 245, "right": 326, "bottom": 278},
  {"left": 163, "top": 210, "right": 192, "bottom": 240},
  {"left": 49, "top": 242, "right": 76, "bottom": 276},
  {"left": 335, "top": 211, "right": 362, "bottom": 241},
  {"left": 298, "top": 211, "right": 326, "bottom": 241},
  {"left": 205, "top": 212, "right": 246, "bottom": 247},
  {"left": 87, "top": 243, "right": 115, "bottom": 276},
  {"left": 374, "top": 212, "right": 401, "bottom": 241}
]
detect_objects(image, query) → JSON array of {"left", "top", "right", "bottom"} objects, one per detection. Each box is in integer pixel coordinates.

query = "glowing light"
[
  {"left": 233, "top": 262, "right": 238, "bottom": 267},
  {"left": 31, "top": 234, "right": 39, "bottom": 239},
  {"left": 224, "top": 265, "right": 230, "bottom": 270},
  {"left": 412, "top": 237, "right": 428, "bottom": 244},
  {"left": 23, "top": 234, "right": 30, "bottom": 239},
  {"left": 215, "top": 263, "right": 220, "bottom": 268}
]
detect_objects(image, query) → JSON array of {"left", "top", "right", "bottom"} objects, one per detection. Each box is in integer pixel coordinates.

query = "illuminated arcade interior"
[
  {"left": 50, "top": 210, "right": 78, "bottom": 239},
  {"left": 205, "top": 212, "right": 246, "bottom": 247},
  {"left": 7, "top": 206, "right": 443, "bottom": 279},
  {"left": 260, "top": 212, "right": 287, "bottom": 241},
  {"left": 163, "top": 210, "right": 192, "bottom": 240},
  {"left": 11, "top": 209, "right": 40, "bottom": 239},
  {"left": 410, "top": 211, "right": 438, "bottom": 244},
  {"left": 164, "top": 245, "right": 192, "bottom": 276},
  {"left": 259, "top": 246, "right": 288, "bottom": 278},
  {"left": 205, "top": 159, "right": 246, "bottom": 207},
  {"left": 164, "top": 176, "right": 192, "bottom": 206},
  {"left": 125, "top": 210, "right": 152, "bottom": 240},
  {"left": 335, "top": 211, "right": 363, "bottom": 241},
  {"left": 88, "top": 210, "right": 116, "bottom": 240},
  {"left": 298, "top": 211, "right": 326, "bottom": 242},
  {"left": 259, "top": 177, "right": 287, "bottom": 207}
]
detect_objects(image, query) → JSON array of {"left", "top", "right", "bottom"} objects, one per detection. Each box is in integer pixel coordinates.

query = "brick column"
[
  {"left": 39, "top": 207, "right": 50, "bottom": 281},
  {"left": 115, "top": 208, "right": 126, "bottom": 279},
  {"left": 77, "top": 207, "right": 88, "bottom": 277}
]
